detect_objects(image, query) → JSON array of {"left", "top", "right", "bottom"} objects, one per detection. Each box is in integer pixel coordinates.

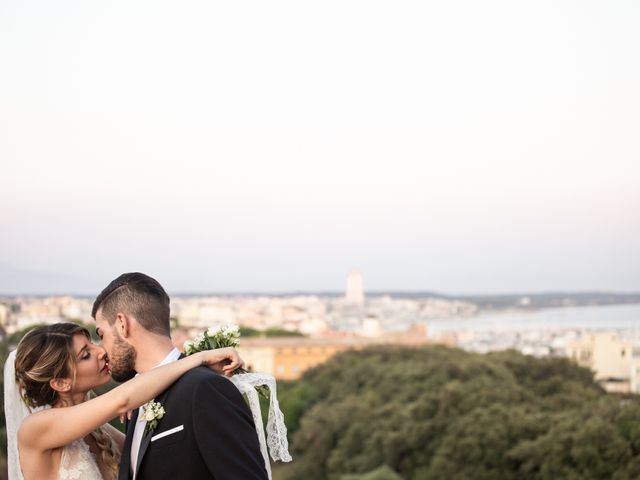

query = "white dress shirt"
[{"left": 131, "top": 347, "right": 181, "bottom": 479}]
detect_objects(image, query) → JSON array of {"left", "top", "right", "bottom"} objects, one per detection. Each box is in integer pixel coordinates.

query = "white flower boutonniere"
[{"left": 142, "top": 400, "right": 165, "bottom": 435}]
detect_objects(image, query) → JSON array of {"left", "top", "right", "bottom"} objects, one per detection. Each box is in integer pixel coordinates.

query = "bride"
[{"left": 4, "top": 322, "right": 244, "bottom": 480}]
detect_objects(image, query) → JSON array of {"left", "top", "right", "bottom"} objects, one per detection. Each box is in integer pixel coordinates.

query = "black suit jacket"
[{"left": 119, "top": 366, "right": 268, "bottom": 480}]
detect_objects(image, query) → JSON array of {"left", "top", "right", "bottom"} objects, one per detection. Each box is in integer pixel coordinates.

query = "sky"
[{"left": 1, "top": 0, "right": 639, "bottom": 295}]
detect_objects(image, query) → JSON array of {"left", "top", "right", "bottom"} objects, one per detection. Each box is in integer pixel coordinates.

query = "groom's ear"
[
  {"left": 115, "top": 313, "right": 132, "bottom": 339},
  {"left": 49, "top": 378, "right": 72, "bottom": 394}
]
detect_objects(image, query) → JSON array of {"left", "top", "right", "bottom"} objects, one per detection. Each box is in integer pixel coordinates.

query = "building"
[
  {"left": 360, "top": 315, "right": 382, "bottom": 337},
  {"left": 567, "top": 331, "right": 640, "bottom": 393},
  {"left": 238, "top": 324, "right": 429, "bottom": 380},
  {"left": 345, "top": 269, "right": 365, "bottom": 306},
  {"left": 0, "top": 303, "right": 9, "bottom": 328}
]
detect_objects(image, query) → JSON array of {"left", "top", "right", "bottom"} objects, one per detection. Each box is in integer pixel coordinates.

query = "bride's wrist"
[{"left": 196, "top": 351, "right": 209, "bottom": 366}]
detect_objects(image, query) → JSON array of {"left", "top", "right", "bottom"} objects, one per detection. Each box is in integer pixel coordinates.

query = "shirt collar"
[{"left": 155, "top": 347, "right": 181, "bottom": 368}]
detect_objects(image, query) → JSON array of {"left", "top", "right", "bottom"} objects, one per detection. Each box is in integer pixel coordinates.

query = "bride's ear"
[{"left": 49, "top": 378, "right": 72, "bottom": 394}]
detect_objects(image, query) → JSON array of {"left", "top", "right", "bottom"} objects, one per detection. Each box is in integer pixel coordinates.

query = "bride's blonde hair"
[{"left": 15, "top": 323, "right": 121, "bottom": 479}]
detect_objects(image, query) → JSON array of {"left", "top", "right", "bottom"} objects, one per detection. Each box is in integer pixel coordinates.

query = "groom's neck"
[{"left": 134, "top": 335, "right": 176, "bottom": 373}]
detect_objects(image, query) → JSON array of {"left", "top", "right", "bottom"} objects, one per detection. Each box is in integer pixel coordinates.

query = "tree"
[{"left": 276, "top": 346, "right": 640, "bottom": 480}]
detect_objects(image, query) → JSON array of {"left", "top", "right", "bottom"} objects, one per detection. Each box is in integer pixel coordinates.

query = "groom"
[{"left": 92, "top": 272, "right": 268, "bottom": 480}]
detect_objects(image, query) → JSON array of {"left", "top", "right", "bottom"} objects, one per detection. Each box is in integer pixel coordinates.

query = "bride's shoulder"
[{"left": 18, "top": 406, "right": 53, "bottom": 444}]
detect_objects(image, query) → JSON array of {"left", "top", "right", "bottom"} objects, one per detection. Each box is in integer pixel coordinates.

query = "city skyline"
[
  {"left": 1, "top": 263, "right": 639, "bottom": 297},
  {"left": 2, "top": 1, "right": 639, "bottom": 295}
]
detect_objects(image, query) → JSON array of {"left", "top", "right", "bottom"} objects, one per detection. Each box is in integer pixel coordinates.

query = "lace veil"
[
  {"left": 4, "top": 350, "right": 28, "bottom": 480},
  {"left": 230, "top": 372, "right": 292, "bottom": 480}
]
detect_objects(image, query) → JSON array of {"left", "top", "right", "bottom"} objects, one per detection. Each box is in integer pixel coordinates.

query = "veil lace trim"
[
  {"left": 230, "top": 372, "right": 292, "bottom": 480},
  {"left": 4, "top": 350, "right": 29, "bottom": 480}
]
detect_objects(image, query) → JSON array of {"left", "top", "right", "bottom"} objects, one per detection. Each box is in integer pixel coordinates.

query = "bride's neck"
[{"left": 54, "top": 391, "right": 88, "bottom": 408}]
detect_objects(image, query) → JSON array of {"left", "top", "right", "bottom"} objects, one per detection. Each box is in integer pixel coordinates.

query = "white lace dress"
[{"left": 58, "top": 438, "right": 104, "bottom": 480}]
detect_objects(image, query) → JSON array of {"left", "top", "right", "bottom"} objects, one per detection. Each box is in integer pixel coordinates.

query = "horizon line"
[{"left": 2, "top": 290, "right": 640, "bottom": 299}]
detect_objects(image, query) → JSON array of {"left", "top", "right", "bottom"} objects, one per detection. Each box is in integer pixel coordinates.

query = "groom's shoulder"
[
  {"left": 177, "top": 365, "right": 222, "bottom": 383},
  {"left": 168, "top": 368, "right": 244, "bottom": 408},
  {"left": 173, "top": 366, "right": 235, "bottom": 392}
]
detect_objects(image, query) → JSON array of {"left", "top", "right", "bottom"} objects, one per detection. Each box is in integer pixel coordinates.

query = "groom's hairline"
[{"left": 92, "top": 284, "right": 128, "bottom": 322}]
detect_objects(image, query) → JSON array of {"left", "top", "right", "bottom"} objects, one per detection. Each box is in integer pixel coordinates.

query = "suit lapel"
[
  {"left": 119, "top": 408, "right": 139, "bottom": 480},
  {"left": 133, "top": 388, "right": 173, "bottom": 479},
  {"left": 134, "top": 424, "right": 153, "bottom": 479}
]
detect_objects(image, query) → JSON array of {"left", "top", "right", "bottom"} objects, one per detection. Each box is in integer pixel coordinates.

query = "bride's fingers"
[
  {"left": 119, "top": 409, "right": 134, "bottom": 423},
  {"left": 221, "top": 365, "right": 235, "bottom": 376},
  {"left": 222, "top": 356, "right": 245, "bottom": 375}
]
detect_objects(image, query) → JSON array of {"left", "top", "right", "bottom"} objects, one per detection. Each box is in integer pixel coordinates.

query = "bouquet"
[
  {"left": 183, "top": 324, "right": 269, "bottom": 398},
  {"left": 183, "top": 324, "right": 241, "bottom": 354}
]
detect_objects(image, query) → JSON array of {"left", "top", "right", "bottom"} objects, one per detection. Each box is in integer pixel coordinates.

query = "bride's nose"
[{"left": 96, "top": 345, "right": 107, "bottom": 359}]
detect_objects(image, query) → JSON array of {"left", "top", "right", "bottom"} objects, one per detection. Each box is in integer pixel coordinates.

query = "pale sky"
[{"left": 1, "top": 0, "right": 639, "bottom": 295}]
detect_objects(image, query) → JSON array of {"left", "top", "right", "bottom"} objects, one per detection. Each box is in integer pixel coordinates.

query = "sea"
[{"left": 427, "top": 303, "right": 640, "bottom": 335}]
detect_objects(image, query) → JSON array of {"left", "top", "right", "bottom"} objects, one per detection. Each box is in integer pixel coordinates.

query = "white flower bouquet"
[
  {"left": 183, "top": 324, "right": 268, "bottom": 398},
  {"left": 183, "top": 324, "right": 241, "bottom": 354}
]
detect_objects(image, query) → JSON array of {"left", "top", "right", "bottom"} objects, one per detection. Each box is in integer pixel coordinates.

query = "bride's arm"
[{"left": 18, "top": 348, "right": 241, "bottom": 452}]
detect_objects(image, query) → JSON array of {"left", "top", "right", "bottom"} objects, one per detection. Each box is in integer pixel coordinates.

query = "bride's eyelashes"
[{"left": 79, "top": 344, "right": 95, "bottom": 360}]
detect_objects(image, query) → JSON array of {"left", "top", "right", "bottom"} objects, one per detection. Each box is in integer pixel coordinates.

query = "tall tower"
[{"left": 345, "top": 269, "right": 365, "bottom": 306}]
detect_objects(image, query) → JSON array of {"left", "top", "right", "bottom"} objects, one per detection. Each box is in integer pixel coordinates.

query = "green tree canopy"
[{"left": 277, "top": 346, "right": 640, "bottom": 480}]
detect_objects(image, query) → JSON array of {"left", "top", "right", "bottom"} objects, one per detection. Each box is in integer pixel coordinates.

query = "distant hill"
[
  {"left": 240, "top": 291, "right": 640, "bottom": 310},
  {"left": 455, "top": 292, "right": 640, "bottom": 309},
  {"left": 0, "top": 264, "right": 101, "bottom": 296}
]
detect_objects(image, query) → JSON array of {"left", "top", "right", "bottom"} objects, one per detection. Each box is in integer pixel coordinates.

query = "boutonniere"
[{"left": 142, "top": 400, "right": 165, "bottom": 435}]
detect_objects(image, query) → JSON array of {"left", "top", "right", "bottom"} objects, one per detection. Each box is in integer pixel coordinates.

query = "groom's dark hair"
[{"left": 92, "top": 272, "right": 171, "bottom": 336}]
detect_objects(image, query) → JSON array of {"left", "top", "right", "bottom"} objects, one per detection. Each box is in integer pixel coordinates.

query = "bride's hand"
[{"left": 201, "top": 347, "right": 245, "bottom": 377}]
